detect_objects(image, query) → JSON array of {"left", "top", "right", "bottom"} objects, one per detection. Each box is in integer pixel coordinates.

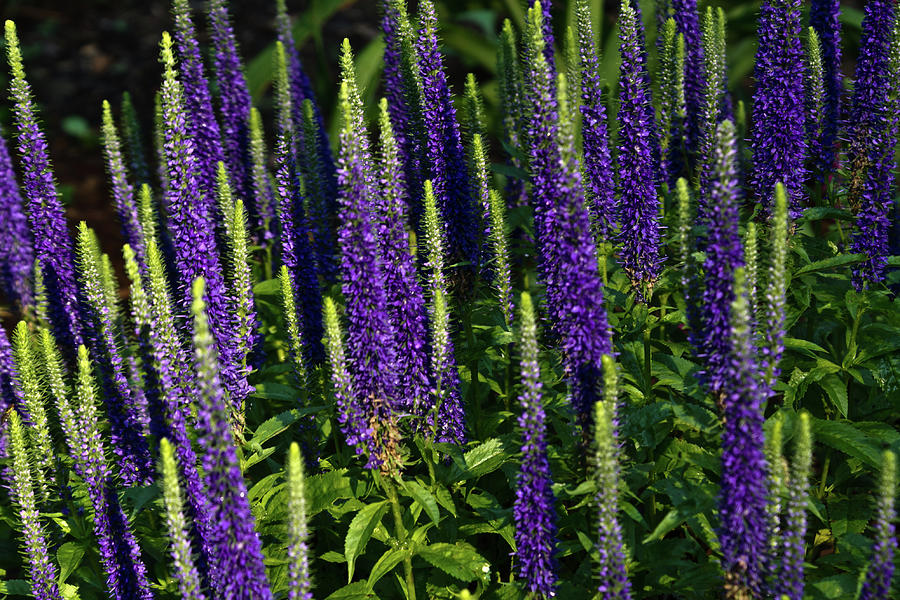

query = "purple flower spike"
[
  {"left": 159, "top": 31, "right": 251, "bottom": 410},
  {"left": 171, "top": 0, "right": 227, "bottom": 225},
  {"left": 417, "top": 0, "right": 480, "bottom": 268},
  {"left": 859, "top": 450, "right": 897, "bottom": 600},
  {"left": 336, "top": 42, "right": 400, "bottom": 460},
  {"left": 576, "top": 0, "right": 617, "bottom": 239},
  {"left": 749, "top": 0, "right": 807, "bottom": 218},
  {"left": 0, "top": 325, "right": 23, "bottom": 420},
  {"left": 376, "top": 98, "right": 430, "bottom": 415},
  {"left": 524, "top": 3, "right": 613, "bottom": 429},
  {"left": 5, "top": 20, "right": 83, "bottom": 353},
  {"left": 810, "top": 0, "right": 842, "bottom": 174},
  {"left": 616, "top": 0, "right": 662, "bottom": 292},
  {"left": 208, "top": 0, "right": 256, "bottom": 228},
  {"left": 670, "top": 0, "right": 704, "bottom": 157},
  {"left": 275, "top": 0, "right": 339, "bottom": 230},
  {"left": 0, "top": 127, "right": 33, "bottom": 309},
  {"left": 191, "top": 279, "right": 273, "bottom": 600},
  {"left": 513, "top": 292, "right": 558, "bottom": 597},
  {"left": 719, "top": 268, "right": 768, "bottom": 599},
  {"left": 846, "top": 0, "right": 897, "bottom": 288},
  {"left": 692, "top": 120, "right": 743, "bottom": 397}
]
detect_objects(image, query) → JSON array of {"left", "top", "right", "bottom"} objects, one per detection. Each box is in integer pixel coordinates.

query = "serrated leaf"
[
  {"left": 416, "top": 542, "right": 489, "bottom": 582},
  {"left": 793, "top": 253, "right": 865, "bottom": 277},
  {"left": 366, "top": 548, "right": 406, "bottom": 590},
  {"left": 456, "top": 438, "right": 509, "bottom": 481},
  {"left": 306, "top": 470, "right": 357, "bottom": 516},
  {"left": 401, "top": 480, "right": 440, "bottom": 526},
  {"left": 345, "top": 501, "right": 389, "bottom": 582},
  {"left": 784, "top": 337, "right": 828, "bottom": 357},
  {"left": 812, "top": 419, "right": 882, "bottom": 469},
  {"left": 324, "top": 581, "right": 380, "bottom": 600},
  {"left": 818, "top": 375, "right": 849, "bottom": 417},
  {"left": 56, "top": 542, "right": 85, "bottom": 583}
]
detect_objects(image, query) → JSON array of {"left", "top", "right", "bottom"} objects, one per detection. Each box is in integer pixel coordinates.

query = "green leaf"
[
  {"left": 252, "top": 410, "right": 300, "bottom": 446},
  {"left": 366, "top": 548, "right": 406, "bottom": 590},
  {"left": 818, "top": 375, "right": 849, "bottom": 418},
  {"left": 455, "top": 438, "right": 509, "bottom": 481},
  {"left": 345, "top": 501, "right": 389, "bottom": 582},
  {"left": 415, "top": 542, "right": 489, "bottom": 582},
  {"left": 306, "top": 470, "right": 358, "bottom": 516},
  {"left": 801, "top": 206, "right": 855, "bottom": 222},
  {"left": 812, "top": 418, "right": 882, "bottom": 469},
  {"left": 56, "top": 542, "right": 85, "bottom": 583},
  {"left": 252, "top": 278, "right": 281, "bottom": 296},
  {"left": 401, "top": 480, "right": 440, "bottom": 526},
  {"left": 784, "top": 337, "right": 828, "bottom": 358},
  {"left": 324, "top": 581, "right": 380, "bottom": 600},
  {"left": 793, "top": 254, "right": 866, "bottom": 277}
]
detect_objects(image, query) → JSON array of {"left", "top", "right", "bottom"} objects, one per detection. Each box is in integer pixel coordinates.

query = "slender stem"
[
  {"left": 383, "top": 478, "right": 417, "bottom": 600},
  {"left": 643, "top": 322, "right": 653, "bottom": 402},
  {"left": 464, "top": 305, "right": 480, "bottom": 439},
  {"left": 818, "top": 450, "right": 831, "bottom": 499}
]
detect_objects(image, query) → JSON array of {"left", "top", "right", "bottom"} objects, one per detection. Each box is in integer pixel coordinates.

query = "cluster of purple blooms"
[{"left": 0, "top": 0, "right": 897, "bottom": 598}]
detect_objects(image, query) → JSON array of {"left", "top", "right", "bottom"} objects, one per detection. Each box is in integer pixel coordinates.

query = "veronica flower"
[
  {"left": 615, "top": 0, "right": 662, "bottom": 291},
  {"left": 760, "top": 184, "right": 788, "bottom": 394},
  {"left": 417, "top": 0, "right": 479, "bottom": 268},
  {"left": 227, "top": 198, "right": 259, "bottom": 379},
  {"left": 4, "top": 408, "right": 63, "bottom": 600},
  {"left": 335, "top": 41, "right": 401, "bottom": 458},
  {"left": 719, "top": 268, "right": 768, "bottom": 598},
  {"left": 192, "top": 278, "right": 272, "bottom": 599},
  {"left": 523, "top": 3, "right": 613, "bottom": 428},
  {"left": 488, "top": 186, "right": 515, "bottom": 328},
  {"left": 665, "top": 0, "right": 704, "bottom": 158},
  {"left": 158, "top": 438, "right": 206, "bottom": 600},
  {"left": 286, "top": 442, "right": 313, "bottom": 600},
  {"left": 595, "top": 356, "right": 632, "bottom": 600},
  {"left": 300, "top": 99, "right": 339, "bottom": 281},
  {"left": 749, "top": 0, "right": 807, "bottom": 218},
  {"left": 11, "top": 322, "right": 57, "bottom": 501},
  {"left": 275, "top": 0, "right": 338, "bottom": 220},
  {"left": 159, "top": 31, "right": 250, "bottom": 409},
  {"left": 272, "top": 41, "right": 325, "bottom": 366},
  {"left": 513, "top": 292, "right": 558, "bottom": 597},
  {"left": 248, "top": 107, "right": 275, "bottom": 242},
  {"left": 693, "top": 121, "right": 743, "bottom": 397},
  {"left": 375, "top": 97, "right": 430, "bottom": 415},
  {"left": 0, "top": 325, "right": 23, "bottom": 419},
  {"left": 422, "top": 181, "right": 466, "bottom": 445},
  {"left": 0, "top": 127, "right": 33, "bottom": 309},
  {"left": 773, "top": 412, "right": 812, "bottom": 600},
  {"left": 171, "top": 0, "right": 226, "bottom": 222},
  {"left": 382, "top": 0, "right": 411, "bottom": 186},
  {"left": 809, "top": 0, "right": 842, "bottom": 174},
  {"left": 208, "top": 0, "right": 254, "bottom": 223},
  {"left": 804, "top": 29, "right": 827, "bottom": 183},
  {"left": 859, "top": 450, "right": 897, "bottom": 600},
  {"left": 697, "top": 7, "right": 727, "bottom": 217},
  {"left": 142, "top": 239, "right": 214, "bottom": 579},
  {"left": 71, "top": 344, "right": 154, "bottom": 600},
  {"left": 322, "top": 296, "right": 368, "bottom": 455},
  {"left": 5, "top": 21, "right": 83, "bottom": 352},
  {"left": 120, "top": 92, "right": 150, "bottom": 186},
  {"left": 846, "top": 0, "right": 897, "bottom": 287},
  {"left": 576, "top": 0, "right": 617, "bottom": 238},
  {"left": 497, "top": 19, "right": 528, "bottom": 208}
]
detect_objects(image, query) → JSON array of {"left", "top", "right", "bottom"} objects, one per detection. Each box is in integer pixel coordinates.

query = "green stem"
[
  {"left": 643, "top": 322, "right": 653, "bottom": 402},
  {"left": 464, "top": 306, "right": 480, "bottom": 439},
  {"left": 383, "top": 478, "right": 417, "bottom": 600},
  {"left": 818, "top": 450, "right": 831, "bottom": 499}
]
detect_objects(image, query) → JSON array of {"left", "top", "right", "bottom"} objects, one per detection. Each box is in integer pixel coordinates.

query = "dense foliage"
[{"left": 0, "top": 0, "right": 898, "bottom": 599}]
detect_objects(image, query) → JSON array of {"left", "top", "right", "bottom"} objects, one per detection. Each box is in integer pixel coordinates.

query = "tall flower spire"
[
  {"left": 5, "top": 20, "right": 83, "bottom": 352},
  {"left": 595, "top": 356, "right": 632, "bottom": 600},
  {"left": 207, "top": 0, "right": 256, "bottom": 229},
  {"left": 4, "top": 408, "right": 63, "bottom": 600},
  {"left": 286, "top": 442, "right": 313, "bottom": 600},
  {"left": 375, "top": 97, "right": 430, "bottom": 415},
  {"left": 159, "top": 30, "right": 251, "bottom": 408},
  {"left": 692, "top": 120, "right": 743, "bottom": 397},
  {"left": 846, "top": 0, "right": 897, "bottom": 287},
  {"left": 523, "top": 2, "right": 613, "bottom": 428},
  {"left": 669, "top": 0, "right": 704, "bottom": 158},
  {"left": 0, "top": 127, "right": 33, "bottom": 309},
  {"left": 719, "top": 268, "right": 768, "bottom": 598},
  {"left": 749, "top": 0, "right": 807, "bottom": 217},
  {"left": 272, "top": 41, "right": 325, "bottom": 366},
  {"left": 513, "top": 292, "right": 558, "bottom": 597},
  {"left": 809, "top": 0, "right": 842, "bottom": 174},
  {"left": 101, "top": 101, "right": 146, "bottom": 274},
  {"left": 336, "top": 40, "right": 401, "bottom": 458},
  {"left": 191, "top": 278, "right": 272, "bottom": 599},
  {"left": 859, "top": 450, "right": 897, "bottom": 600},
  {"left": 615, "top": 0, "right": 662, "bottom": 292},
  {"left": 576, "top": 0, "right": 617, "bottom": 239},
  {"left": 416, "top": 0, "right": 479, "bottom": 268},
  {"left": 171, "top": 0, "right": 227, "bottom": 221}
]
